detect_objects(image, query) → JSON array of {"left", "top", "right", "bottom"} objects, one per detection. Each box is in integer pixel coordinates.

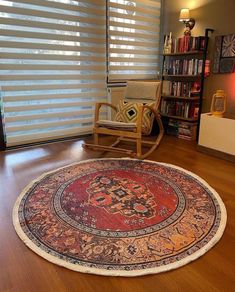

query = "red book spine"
[{"left": 179, "top": 38, "right": 184, "bottom": 52}]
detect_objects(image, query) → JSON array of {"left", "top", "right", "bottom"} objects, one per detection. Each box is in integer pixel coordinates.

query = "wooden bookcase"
[{"left": 160, "top": 29, "right": 214, "bottom": 141}]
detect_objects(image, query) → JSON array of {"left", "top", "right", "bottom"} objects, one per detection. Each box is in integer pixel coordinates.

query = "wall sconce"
[{"left": 179, "top": 8, "right": 195, "bottom": 35}]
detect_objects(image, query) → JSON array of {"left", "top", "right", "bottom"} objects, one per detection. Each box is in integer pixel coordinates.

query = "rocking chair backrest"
[{"left": 124, "top": 81, "right": 162, "bottom": 109}]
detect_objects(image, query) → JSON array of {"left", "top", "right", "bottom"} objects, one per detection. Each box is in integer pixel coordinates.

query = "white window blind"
[
  {"left": 108, "top": 0, "right": 161, "bottom": 82},
  {"left": 0, "top": 0, "right": 107, "bottom": 147}
]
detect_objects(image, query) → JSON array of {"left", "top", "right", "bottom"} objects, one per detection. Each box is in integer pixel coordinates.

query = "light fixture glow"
[
  {"left": 179, "top": 8, "right": 190, "bottom": 22},
  {"left": 179, "top": 8, "right": 195, "bottom": 35}
]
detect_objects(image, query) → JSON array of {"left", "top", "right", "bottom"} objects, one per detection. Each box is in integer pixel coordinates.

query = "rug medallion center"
[
  {"left": 87, "top": 175, "right": 157, "bottom": 218},
  {"left": 53, "top": 169, "right": 184, "bottom": 237}
]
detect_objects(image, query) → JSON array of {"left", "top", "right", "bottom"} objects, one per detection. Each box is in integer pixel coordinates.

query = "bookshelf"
[
  {"left": 163, "top": 51, "right": 204, "bottom": 56},
  {"left": 162, "top": 74, "right": 201, "bottom": 78},
  {"left": 161, "top": 114, "right": 198, "bottom": 122},
  {"left": 161, "top": 95, "right": 200, "bottom": 101},
  {"left": 160, "top": 29, "right": 214, "bottom": 141}
]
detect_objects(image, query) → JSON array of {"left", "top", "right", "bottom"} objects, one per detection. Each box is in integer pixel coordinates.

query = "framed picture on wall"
[
  {"left": 212, "top": 33, "right": 235, "bottom": 74},
  {"left": 222, "top": 34, "right": 235, "bottom": 57}
]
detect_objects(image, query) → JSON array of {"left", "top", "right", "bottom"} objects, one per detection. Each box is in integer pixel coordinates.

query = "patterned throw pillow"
[{"left": 114, "top": 100, "right": 155, "bottom": 135}]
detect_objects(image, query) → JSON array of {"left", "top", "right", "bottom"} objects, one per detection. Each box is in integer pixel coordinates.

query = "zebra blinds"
[
  {"left": 0, "top": 0, "right": 107, "bottom": 147},
  {"left": 108, "top": 0, "right": 161, "bottom": 82}
]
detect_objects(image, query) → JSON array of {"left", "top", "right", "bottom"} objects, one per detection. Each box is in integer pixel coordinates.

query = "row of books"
[
  {"left": 162, "top": 81, "right": 201, "bottom": 97},
  {"left": 178, "top": 36, "right": 206, "bottom": 53},
  {"left": 163, "top": 59, "right": 203, "bottom": 76},
  {"left": 167, "top": 119, "right": 197, "bottom": 140},
  {"left": 161, "top": 100, "right": 199, "bottom": 119},
  {"left": 164, "top": 35, "right": 207, "bottom": 54}
]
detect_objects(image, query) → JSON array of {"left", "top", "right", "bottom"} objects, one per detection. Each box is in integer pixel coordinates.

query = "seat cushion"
[
  {"left": 114, "top": 101, "right": 155, "bottom": 135},
  {"left": 97, "top": 120, "right": 136, "bottom": 131}
]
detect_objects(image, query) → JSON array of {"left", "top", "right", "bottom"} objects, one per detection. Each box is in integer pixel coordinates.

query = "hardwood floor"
[{"left": 0, "top": 135, "right": 234, "bottom": 292}]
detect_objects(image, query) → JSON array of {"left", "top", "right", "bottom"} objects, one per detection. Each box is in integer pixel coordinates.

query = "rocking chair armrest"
[
  {"left": 142, "top": 104, "right": 161, "bottom": 117},
  {"left": 97, "top": 102, "right": 117, "bottom": 111},
  {"left": 95, "top": 102, "right": 117, "bottom": 122}
]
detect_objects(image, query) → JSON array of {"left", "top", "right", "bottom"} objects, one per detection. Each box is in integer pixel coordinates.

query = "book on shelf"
[
  {"left": 162, "top": 80, "right": 172, "bottom": 96},
  {"left": 167, "top": 119, "right": 197, "bottom": 140},
  {"left": 189, "top": 103, "right": 199, "bottom": 119},
  {"left": 168, "top": 35, "right": 207, "bottom": 54},
  {"left": 178, "top": 134, "right": 195, "bottom": 141},
  {"left": 178, "top": 122, "right": 197, "bottom": 140},
  {"left": 161, "top": 99, "right": 199, "bottom": 119},
  {"left": 189, "top": 81, "right": 201, "bottom": 97},
  {"left": 162, "top": 81, "right": 201, "bottom": 98},
  {"left": 163, "top": 59, "right": 203, "bottom": 76}
]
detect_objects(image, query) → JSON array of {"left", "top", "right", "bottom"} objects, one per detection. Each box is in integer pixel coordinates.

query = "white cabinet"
[{"left": 199, "top": 113, "right": 235, "bottom": 156}]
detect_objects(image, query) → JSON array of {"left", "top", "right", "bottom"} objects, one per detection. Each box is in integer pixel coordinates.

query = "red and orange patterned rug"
[{"left": 13, "top": 159, "right": 227, "bottom": 276}]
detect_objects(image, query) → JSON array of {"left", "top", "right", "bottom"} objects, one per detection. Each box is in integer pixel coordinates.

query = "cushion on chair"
[
  {"left": 97, "top": 120, "right": 136, "bottom": 131},
  {"left": 114, "top": 100, "right": 155, "bottom": 135}
]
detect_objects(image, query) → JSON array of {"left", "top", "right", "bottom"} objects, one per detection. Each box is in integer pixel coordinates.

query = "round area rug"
[{"left": 13, "top": 159, "right": 227, "bottom": 277}]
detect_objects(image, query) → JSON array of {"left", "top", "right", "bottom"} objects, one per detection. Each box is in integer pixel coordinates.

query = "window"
[
  {"left": 0, "top": 0, "right": 162, "bottom": 147},
  {"left": 107, "top": 0, "right": 161, "bottom": 82},
  {"left": 0, "top": 0, "right": 107, "bottom": 147}
]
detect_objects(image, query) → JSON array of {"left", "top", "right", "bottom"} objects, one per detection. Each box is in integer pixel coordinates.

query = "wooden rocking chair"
[{"left": 83, "top": 81, "right": 164, "bottom": 159}]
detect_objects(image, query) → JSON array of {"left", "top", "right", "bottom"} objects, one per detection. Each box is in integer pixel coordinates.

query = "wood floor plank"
[{"left": 0, "top": 135, "right": 234, "bottom": 292}]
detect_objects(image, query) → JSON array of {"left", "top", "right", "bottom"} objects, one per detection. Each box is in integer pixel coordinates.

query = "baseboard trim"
[
  {"left": 3, "top": 134, "right": 92, "bottom": 152},
  {"left": 197, "top": 145, "right": 235, "bottom": 163}
]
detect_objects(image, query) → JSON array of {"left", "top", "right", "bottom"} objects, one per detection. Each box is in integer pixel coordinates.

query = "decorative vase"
[{"left": 163, "top": 32, "right": 172, "bottom": 54}]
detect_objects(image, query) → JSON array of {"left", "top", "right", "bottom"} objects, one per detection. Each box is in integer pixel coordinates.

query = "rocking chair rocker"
[{"left": 83, "top": 81, "right": 164, "bottom": 159}]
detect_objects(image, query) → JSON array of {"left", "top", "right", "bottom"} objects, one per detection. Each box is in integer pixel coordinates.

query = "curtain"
[
  {"left": 108, "top": 0, "right": 161, "bottom": 82},
  {"left": 0, "top": 0, "right": 107, "bottom": 146}
]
